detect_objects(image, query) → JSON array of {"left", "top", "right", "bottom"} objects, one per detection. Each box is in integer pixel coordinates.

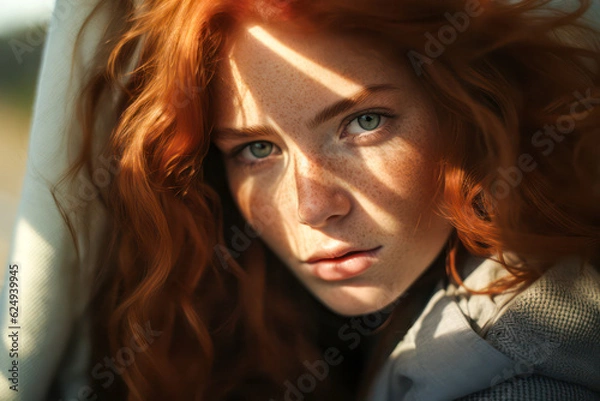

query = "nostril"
[
  {"left": 291, "top": 156, "right": 352, "bottom": 227},
  {"left": 296, "top": 187, "right": 352, "bottom": 228}
]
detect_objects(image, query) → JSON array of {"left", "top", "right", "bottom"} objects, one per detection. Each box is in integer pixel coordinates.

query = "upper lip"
[{"left": 303, "top": 245, "right": 381, "bottom": 263}]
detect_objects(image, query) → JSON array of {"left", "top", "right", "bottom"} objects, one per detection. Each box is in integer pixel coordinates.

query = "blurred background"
[{"left": 0, "top": 0, "right": 55, "bottom": 266}]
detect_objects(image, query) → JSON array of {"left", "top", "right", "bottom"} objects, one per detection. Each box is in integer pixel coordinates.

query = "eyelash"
[
  {"left": 341, "top": 109, "right": 396, "bottom": 143},
  {"left": 229, "top": 109, "right": 396, "bottom": 168}
]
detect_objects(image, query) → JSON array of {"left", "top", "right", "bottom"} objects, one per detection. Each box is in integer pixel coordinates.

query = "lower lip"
[{"left": 307, "top": 246, "right": 382, "bottom": 281}]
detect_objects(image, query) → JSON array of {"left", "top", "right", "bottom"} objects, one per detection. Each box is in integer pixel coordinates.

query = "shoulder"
[
  {"left": 477, "top": 257, "right": 600, "bottom": 395},
  {"left": 367, "top": 256, "right": 600, "bottom": 401},
  {"left": 454, "top": 374, "right": 600, "bottom": 401}
]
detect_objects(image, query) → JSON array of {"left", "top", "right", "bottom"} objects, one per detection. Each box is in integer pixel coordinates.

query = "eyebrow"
[
  {"left": 307, "top": 84, "right": 400, "bottom": 129},
  {"left": 212, "top": 83, "right": 400, "bottom": 143},
  {"left": 212, "top": 124, "right": 280, "bottom": 144}
]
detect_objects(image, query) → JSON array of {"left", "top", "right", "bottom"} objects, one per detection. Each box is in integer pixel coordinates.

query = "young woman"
[{"left": 2, "top": 0, "right": 599, "bottom": 400}]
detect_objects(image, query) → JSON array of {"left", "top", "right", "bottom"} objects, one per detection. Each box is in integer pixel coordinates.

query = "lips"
[
  {"left": 303, "top": 246, "right": 382, "bottom": 281},
  {"left": 304, "top": 245, "right": 381, "bottom": 263}
]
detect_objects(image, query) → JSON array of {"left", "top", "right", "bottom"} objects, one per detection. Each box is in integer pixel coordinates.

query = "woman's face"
[{"left": 212, "top": 23, "right": 453, "bottom": 316}]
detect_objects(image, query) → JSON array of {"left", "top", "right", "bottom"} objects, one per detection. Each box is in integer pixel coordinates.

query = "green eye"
[
  {"left": 249, "top": 142, "right": 273, "bottom": 158},
  {"left": 357, "top": 114, "right": 381, "bottom": 130}
]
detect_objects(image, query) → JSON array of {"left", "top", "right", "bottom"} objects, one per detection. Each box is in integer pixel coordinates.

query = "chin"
[{"left": 316, "top": 285, "right": 401, "bottom": 317}]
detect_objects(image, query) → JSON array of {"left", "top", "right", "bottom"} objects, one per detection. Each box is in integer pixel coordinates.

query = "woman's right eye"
[{"left": 236, "top": 141, "right": 277, "bottom": 163}]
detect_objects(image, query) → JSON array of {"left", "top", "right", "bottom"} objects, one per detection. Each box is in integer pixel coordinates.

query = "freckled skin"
[{"left": 213, "top": 23, "right": 453, "bottom": 316}]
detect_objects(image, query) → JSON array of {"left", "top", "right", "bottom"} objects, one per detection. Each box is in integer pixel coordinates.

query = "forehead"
[{"left": 213, "top": 23, "right": 416, "bottom": 129}]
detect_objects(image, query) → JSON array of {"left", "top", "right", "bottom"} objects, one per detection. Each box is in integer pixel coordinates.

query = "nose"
[{"left": 292, "top": 154, "right": 352, "bottom": 228}]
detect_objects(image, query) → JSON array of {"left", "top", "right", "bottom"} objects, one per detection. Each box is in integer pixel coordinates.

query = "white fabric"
[
  {"left": 367, "top": 258, "right": 518, "bottom": 401},
  {"left": 368, "top": 256, "right": 600, "bottom": 401},
  {"left": 0, "top": 0, "right": 110, "bottom": 399}
]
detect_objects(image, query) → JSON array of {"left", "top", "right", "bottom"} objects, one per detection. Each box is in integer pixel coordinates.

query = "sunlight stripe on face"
[
  {"left": 247, "top": 25, "right": 363, "bottom": 98},
  {"left": 227, "top": 57, "right": 264, "bottom": 126}
]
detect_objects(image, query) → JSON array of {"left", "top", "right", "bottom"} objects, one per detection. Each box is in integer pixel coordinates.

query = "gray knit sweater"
[{"left": 368, "top": 256, "right": 600, "bottom": 401}]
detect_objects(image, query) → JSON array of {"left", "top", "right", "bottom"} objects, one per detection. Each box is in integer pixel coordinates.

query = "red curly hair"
[{"left": 65, "top": 0, "right": 600, "bottom": 399}]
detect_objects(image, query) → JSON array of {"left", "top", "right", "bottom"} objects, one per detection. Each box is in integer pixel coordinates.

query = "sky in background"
[{"left": 0, "top": 0, "right": 56, "bottom": 35}]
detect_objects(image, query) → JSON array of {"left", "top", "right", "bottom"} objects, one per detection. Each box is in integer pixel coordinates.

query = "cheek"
[
  {"left": 226, "top": 169, "right": 286, "bottom": 241},
  {"left": 383, "top": 119, "right": 441, "bottom": 204},
  {"left": 230, "top": 178, "right": 301, "bottom": 267},
  {"left": 352, "top": 108, "right": 439, "bottom": 197},
  {"left": 358, "top": 140, "right": 440, "bottom": 211},
  {"left": 355, "top": 131, "right": 443, "bottom": 241},
  {"left": 391, "top": 151, "right": 439, "bottom": 204},
  {"left": 227, "top": 170, "right": 259, "bottom": 225}
]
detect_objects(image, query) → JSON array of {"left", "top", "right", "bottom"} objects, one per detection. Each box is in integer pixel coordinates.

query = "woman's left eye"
[
  {"left": 246, "top": 141, "right": 273, "bottom": 159},
  {"left": 346, "top": 113, "right": 385, "bottom": 135}
]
